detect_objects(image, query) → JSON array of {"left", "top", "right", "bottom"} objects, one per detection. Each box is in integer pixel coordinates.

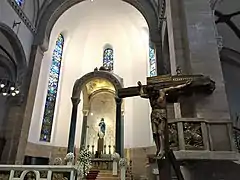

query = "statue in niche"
[
  {"left": 97, "top": 118, "right": 106, "bottom": 157},
  {"left": 98, "top": 118, "right": 106, "bottom": 139}
]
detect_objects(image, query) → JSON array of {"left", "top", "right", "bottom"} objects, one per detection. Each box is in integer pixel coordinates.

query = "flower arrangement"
[
  {"left": 112, "top": 152, "right": 120, "bottom": 161},
  {"left": 64, "top": 153, "right": 74, "bottom": 165},
  {"left": 76, "top": 148, "right": 92, "bottom": 178},
  {"left": 119, "top": 158, "right": 128, "bottom": 168}
]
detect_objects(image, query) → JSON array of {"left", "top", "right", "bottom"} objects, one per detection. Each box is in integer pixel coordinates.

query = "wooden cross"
[{"left": 117, "top": 74, "right": 215, "bottom": 180}]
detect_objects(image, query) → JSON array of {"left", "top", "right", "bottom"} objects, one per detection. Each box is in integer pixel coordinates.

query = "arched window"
[
  {"left": 103, "top": 47, "right": 114, "bottom": 71},
  {"left": 15, "top": 0, "right": 24, "bottom": 6},
  {"left": 40, "top": 34, "right": 64, "bottom": 142},
  {"left": 149, "top": 42, "right": 157, "bottom": 77}
]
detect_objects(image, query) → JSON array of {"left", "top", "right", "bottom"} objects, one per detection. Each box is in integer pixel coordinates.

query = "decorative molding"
[{"left": 8, "top": 0, "right": 36, "bottom": 34}]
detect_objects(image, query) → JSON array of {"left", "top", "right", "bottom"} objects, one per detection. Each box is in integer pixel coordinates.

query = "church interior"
[{"left": 0, "top": 0, "right": 240, "bottom": 179}]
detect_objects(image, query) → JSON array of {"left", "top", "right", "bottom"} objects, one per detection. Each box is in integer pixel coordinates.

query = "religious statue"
[
  {"left": 97, "top": 118, "right": 106, "bottom": 156},
  {"left": 98, "top": 118, "right": 106, "bottom": 139},
  {"left": 137, "top": 80, "right": 191, "bottom": 158}
]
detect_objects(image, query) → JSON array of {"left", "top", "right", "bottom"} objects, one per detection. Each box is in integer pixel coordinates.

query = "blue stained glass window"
[
  {"left": 149, "top": 43, "right": 157, "bottom": 77},
  {"left": 40, "top": 34, "right": 64, "bottom": 142},
  {"left": 15, "top": 0, "right": 24, "bottom": 6},
  {"left": 103, "top": 48, "right": 114, "bottom": 71}
]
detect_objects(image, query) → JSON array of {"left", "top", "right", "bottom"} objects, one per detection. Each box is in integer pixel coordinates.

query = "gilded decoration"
[
  {"left": 168, "top": 123, "right": 178, "bottom": 148},
  {"left": 183, "top": 122, "right": 204, "bottom": 150},
  {"left": 85, "top": 78, "right": 115, "bottom": 96}
]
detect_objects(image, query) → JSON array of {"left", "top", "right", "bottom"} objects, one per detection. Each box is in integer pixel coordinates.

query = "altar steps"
[{"left": 96, "top": 170, "right": 119, "bottom": 180}]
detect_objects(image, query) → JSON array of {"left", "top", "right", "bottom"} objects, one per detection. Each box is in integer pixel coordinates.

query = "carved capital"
[
  {"left": 82, "top": 110, "right": 89, "bottom": 116},
  {"left": 71, "top": 97, "right": 80, "bottom": 105}
]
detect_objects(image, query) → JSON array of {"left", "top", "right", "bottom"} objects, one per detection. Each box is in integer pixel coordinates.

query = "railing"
[
  {"left": 0, "top": 165, "right": 78, "bottom": 180},
  {"left": 233, "top": 127, "right": 240, "bottom": 152}
]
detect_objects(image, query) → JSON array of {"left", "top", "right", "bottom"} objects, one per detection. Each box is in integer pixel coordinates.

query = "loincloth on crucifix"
[{"left": 151, "top": 109, "right": 166, "bottom": 134}]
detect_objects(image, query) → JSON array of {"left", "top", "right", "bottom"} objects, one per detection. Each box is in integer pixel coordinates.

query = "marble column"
[
  {"left": 115, "top": 97, "right": 122, "bottom": 157},
  {"left": 67, "top": 97, "right": 81, "bottom": 153},
  {"left": 80, "top": 110, "right": 89, "bottom": 149}
]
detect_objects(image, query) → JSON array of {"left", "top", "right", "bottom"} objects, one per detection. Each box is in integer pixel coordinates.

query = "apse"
[{"left": 28, "top": 0, "right": 153, "bottom": 149}]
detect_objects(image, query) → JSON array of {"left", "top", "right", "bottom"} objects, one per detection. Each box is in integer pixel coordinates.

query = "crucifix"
[{"left": 118, "top": 73, "right": 215, "bottom": 180}]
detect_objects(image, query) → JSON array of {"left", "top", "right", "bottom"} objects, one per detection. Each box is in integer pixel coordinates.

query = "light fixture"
[
  {"left": 90, "top": 113, "right": 93, "bottom": 116},
  {"left": 0, "top": 79, "right": 20, "bottom": 97}
]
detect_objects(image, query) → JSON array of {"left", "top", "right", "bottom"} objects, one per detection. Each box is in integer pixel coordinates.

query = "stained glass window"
[
  {"left": 149, "top": 43, "right": 157, "bottom": 77},
  {"left": 40, "top": 34, "right": 64, "bottom": 142},
  {"left": 103, "top": 48, "right": 114, "bottom": 71},
  {"left": 15, "top": 0, "right": 24, "bottom": 6}
]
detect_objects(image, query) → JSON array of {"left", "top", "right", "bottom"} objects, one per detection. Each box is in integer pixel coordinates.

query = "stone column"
[
  {"left": 115, "top": 97, "right": 122, "bottom": 157},
  {"left": 166, "top": 0, "right": 192, "bottom": 74},
  {"left": 153, "top": 41, "right": 167, "bottom": 75},
  {"left": 182, "top": 0, "right": 230, "bottom": 120},
  {"left": 14, "top": 45, "right": 45, "bottom": 164},
  {"left": 180, "top": 0, "right": 231, "bottom": 151},
  {"left": 67, "top": 97, "right": 81, "bottom": 153},
  {"left": 80, "top": 110, "right": 89, "bottom": 149}
]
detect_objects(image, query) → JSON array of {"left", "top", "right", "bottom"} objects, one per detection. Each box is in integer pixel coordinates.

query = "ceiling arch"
[
  {"left": 0, "top": 22, "right": 27, "bottom": 83},
  {"left": 34, "top": 0, "right": 160, "bottom": 50}
]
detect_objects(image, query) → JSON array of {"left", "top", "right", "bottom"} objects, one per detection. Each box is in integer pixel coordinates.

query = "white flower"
[
  {"left": 112, "top": 152, "right": 120, "bottom": 161},
  {"left": 65, "top": 153, "right": 74, "bottom": 162},
  {"left": 76, "top": 148, "right": 92, "bottom": 177},
  {"left": 119, "top": 158, "right": 128, "bottom": 168}
]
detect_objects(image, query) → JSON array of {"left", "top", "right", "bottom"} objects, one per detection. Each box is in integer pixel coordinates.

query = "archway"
[
  {"left": 68, "top": 69, "right": 124, "bottom": 156},
  {"left": 0, "top": 22, "right": 27, "bottom": 163},
  {"left": 0, "top": 22, "right": 27, "bottom": 83},
  {"left": 34, "top": 0, "right": 160, "bottom": 50}
]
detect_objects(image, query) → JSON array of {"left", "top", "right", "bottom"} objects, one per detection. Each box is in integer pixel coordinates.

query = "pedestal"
[
  {"left": 112, "top": 153, "right": 120, "bottom": 176},
  {"left": 120, "top": 168, "right": 126, "bottom": 180},
  {"left": 97, "top": 138, "right": 104, "bottom": 155},
  {"left": 112, "top": 161, "right": 118, "bottom": 176},
  {"left": 119, "top": 158, "right": 127, "bottom": 180}
]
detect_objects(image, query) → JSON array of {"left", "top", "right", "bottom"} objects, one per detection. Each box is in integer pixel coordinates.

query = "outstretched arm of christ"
[
  {"left": 138, "top": 81, "right": 149, "bottom": 98},
  {"left": 163, "top": 80, "right": 192, "bottom": 92}
]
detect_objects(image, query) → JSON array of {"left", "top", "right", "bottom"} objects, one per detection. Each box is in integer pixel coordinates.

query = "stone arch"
[
  {"left": 0, "top": 54, "right": 17, "bottom": 81},
  {"left": 72, "top": 70, "right": 123, "bottom": 99},
  {"left": 0, "top": 23, "right": 27, "bottom": 83},
  {"left": 34, "top": 0, "right": 160, "bottom": 50}
]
